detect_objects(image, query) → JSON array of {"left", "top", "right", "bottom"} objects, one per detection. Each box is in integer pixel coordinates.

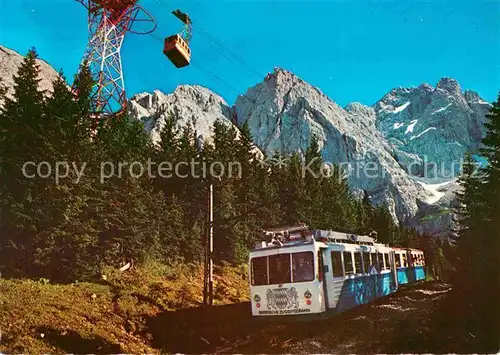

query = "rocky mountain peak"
[
  {"left": 418, "top": 83, "right": 434, "bottom": 93},
  {"left": 0, "top": 45, "right": 59, "bottom": 105},
  {"left": 235, "top": 67, "right": 431, "bottom": 224},
  {"left": 374, "top": 77, "right": 490, "bottom": 181},
  {"left": 436, "top": 77, "right": 462, "bottom": 95},
  {"left": 129, "top": 84, "right": 236, "bottom": 146},
  {"left": 0, "top": 44, "right": 492, "bottom": 238},
  {"left": 345, "top": 102, "right": 376, "bottom": 124}
]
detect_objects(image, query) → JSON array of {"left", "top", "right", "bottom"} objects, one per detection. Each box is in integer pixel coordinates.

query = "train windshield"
[{"left": 250, "top": 251, "right": 314, "bottom": 286}]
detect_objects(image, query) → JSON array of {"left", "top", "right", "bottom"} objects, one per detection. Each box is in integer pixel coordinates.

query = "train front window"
[
  {"left": 251, "top": 257, "right": 268, "bottom": 286},
  {"left": 269, "top": 254, "right": 291, "bottom": 284},
  {"left": 292, "top": 252, "right": 314, "bottom": 282}
]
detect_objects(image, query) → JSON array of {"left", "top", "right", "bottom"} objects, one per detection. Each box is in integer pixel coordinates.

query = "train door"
[
  {"left": 389, "top": 250, "right": 399, "bottom": 290},
  {"left": 321, "top": 247, "right": 345, "bottom": 310},
  {"left": 318, "top": 248, "right": 328, "bottom": 311}
]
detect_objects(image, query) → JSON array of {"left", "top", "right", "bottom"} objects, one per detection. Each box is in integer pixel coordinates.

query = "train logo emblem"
[{"left": 266, "top": 287, "right": 299, "bottom": 309}]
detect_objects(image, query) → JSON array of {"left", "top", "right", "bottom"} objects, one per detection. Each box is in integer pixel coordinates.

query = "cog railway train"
[{"left": 248, "top": 226, "right": 426, "bottom": 318}]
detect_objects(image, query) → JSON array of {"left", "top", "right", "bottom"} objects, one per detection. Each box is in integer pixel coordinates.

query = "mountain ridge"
[{"left": 1, "top": 45, "right": 492, "bottom": 237}]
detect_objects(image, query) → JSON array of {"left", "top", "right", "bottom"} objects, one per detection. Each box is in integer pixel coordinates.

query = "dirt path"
[{"left": 147, "top": 282, "right": 473, "bottom": 354}]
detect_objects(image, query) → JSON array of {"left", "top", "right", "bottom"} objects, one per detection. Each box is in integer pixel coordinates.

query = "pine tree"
[
  {"left": 0, "top": 48, "right": 48, "bottom": 276},
  {"left": 372, "top": 204, "right": 396, "bottom": 245},
  {"left": 456, "top": 94, "right": 500, "bottom": 350},
  {"left": 475, "top": 94, "right": 500, "bottom": 348}
]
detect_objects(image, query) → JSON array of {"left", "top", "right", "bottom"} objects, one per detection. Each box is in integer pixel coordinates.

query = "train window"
[
  {"left": 331, "top": 251, "right": 343, "bottom": 277},
  {"left": 371, "top": 253, "right": 377, "bottom": 267},
  {"left": 383, "top": 253, "right": 390, "bottom": 270},
  {"left": 268, "top": 254, "right": 291, "bottom": 285},
  {"left": 251, "top": 257, "right": 268, "bottom": 286},
  {"left": 396, "top": 254, "right": 401, "bottom": 268},
  {"left": 354, "top": 252, "right": 363, "bottom": 274},
  {"left": 317, "top": 253, "right": 323, "bottom": 281},
  {"left": 292, "top": 252, "right": 314, "bottom": 282},
  {"left": 402, "top": 254, "right": 408, "bottom": 267},
  {"left": 344, "top": 251, "right": 354, "bottom": 275},
  {"left": 363, "top": 252, "right": 370, "bottom": 274},
  {"left": 378, "top": 252, "right": 384, "bottom": 270}
]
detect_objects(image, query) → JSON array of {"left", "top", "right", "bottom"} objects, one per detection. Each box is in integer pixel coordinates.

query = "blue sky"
[{"left": 1, "top": 0, "right": 499, "bottom": 107}]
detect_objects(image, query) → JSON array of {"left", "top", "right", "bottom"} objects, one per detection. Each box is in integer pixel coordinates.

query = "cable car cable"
[
  {"left": 151, "top": 1, "right": 264, "bottom": 79},
  {"left": 138, "top": 22, "right": 287, "bottom": 130},
  {"left": 142, "top": 29, "right": 244, "bottom": 98},
  {"left": 192, "top": 24, "right": 265, "bottom": 79}
]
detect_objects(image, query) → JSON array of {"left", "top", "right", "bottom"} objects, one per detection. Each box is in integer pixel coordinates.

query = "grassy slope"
[{"left": 0, "top": 262, "right": 249, "bottom": 354}]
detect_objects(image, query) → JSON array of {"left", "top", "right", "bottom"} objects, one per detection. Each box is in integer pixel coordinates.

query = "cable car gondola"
[{"left": 164, "top": 9, "right": 192, "bottom": 68}]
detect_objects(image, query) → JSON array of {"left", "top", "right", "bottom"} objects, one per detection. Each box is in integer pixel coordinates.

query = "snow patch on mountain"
[
  {"left": 405, "top": 120, "right": 418, "bottom": 134},
  {"left": 393, "top": 101, "right": 410, "bottom": 113},
  {"left": 410, "top": 127, "right": 436, "bottom": 141},
  {"left": 417, "top": 180, "right": 452, "bottom": 204},
  {"left": 431, "top": 103, "right": 452, "bottom": 115}
]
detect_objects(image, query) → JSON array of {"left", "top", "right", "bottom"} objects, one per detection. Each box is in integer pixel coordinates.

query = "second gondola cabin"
[{"left": 164, "top": 34, "right": 191, "bottom": 68}]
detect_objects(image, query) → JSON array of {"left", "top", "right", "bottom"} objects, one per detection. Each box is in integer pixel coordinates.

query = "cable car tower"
[{"left": 76, "top": 0, "right": 157, "bottom": 117}]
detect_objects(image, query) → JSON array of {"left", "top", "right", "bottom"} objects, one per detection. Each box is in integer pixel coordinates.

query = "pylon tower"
[{"left": 76, "top": 0, "right": 156, "bottom": 117}]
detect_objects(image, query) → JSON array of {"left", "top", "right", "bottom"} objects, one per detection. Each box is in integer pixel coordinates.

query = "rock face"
[
  {"left": 128, "top": 85, "right": 237, "bottom": 147},
  {"left": 1, "top": 45, "right": 491, "bottom": 237},
  {"left": 374, "top": 78, "right": 491, "bottom": 179},
  {"left": 234, "top": 68, "right": 428, "bottom": 223},
  {"left": 0, "top": 45, "right": 59, "bottom": 105}
]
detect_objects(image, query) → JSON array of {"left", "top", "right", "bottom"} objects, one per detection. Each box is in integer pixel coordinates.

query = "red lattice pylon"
[{"left": 76, "top": 0, "right": 156, "bottom": 117}]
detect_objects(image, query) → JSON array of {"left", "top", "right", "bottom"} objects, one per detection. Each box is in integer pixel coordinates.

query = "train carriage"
[
  {"left": 409, "top": 248, "right": 426, "bottom": 281},
  {"left": 249, "top": 227, "right": 402, "bottom": 318},
  {"left": 394, "top": 247, "right": 426, "bottom": 285}
]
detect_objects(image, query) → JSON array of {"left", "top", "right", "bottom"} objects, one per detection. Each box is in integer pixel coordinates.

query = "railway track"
[{"left": 148, "top": 281, "right": 464, "bottom": 354}]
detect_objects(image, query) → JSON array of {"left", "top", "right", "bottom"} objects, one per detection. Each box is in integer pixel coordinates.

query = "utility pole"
[
  {"left": 203, "top": 183, "right": 214, "bottom": 306},
  {"left": 208, "top": 183, "right": 214, "bottom": 306}
]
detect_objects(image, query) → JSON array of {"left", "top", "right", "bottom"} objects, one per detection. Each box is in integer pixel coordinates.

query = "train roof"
[
  {"left": 314, "top": 230, "right": 377, "bottom": 245},
  {"left": 252, "top": 227, "right": 390, "bottom": 252}
]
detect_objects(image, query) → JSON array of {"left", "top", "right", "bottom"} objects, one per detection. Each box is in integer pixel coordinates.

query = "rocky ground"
[
  {"left": 1, "top": 272, "right": 496, "bottom": 354},
  {"left": 150, "top": 281, "right": 493, "bottom": 354}
]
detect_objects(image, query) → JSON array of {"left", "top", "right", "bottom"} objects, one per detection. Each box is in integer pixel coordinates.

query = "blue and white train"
[{"left": 248, "top": 226, "right": 426, "bottom": 318}]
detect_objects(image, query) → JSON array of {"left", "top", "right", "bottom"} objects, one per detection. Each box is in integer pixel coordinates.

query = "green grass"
[{"left": 0, "top": 262, "right": 249, "bottom": 354}]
